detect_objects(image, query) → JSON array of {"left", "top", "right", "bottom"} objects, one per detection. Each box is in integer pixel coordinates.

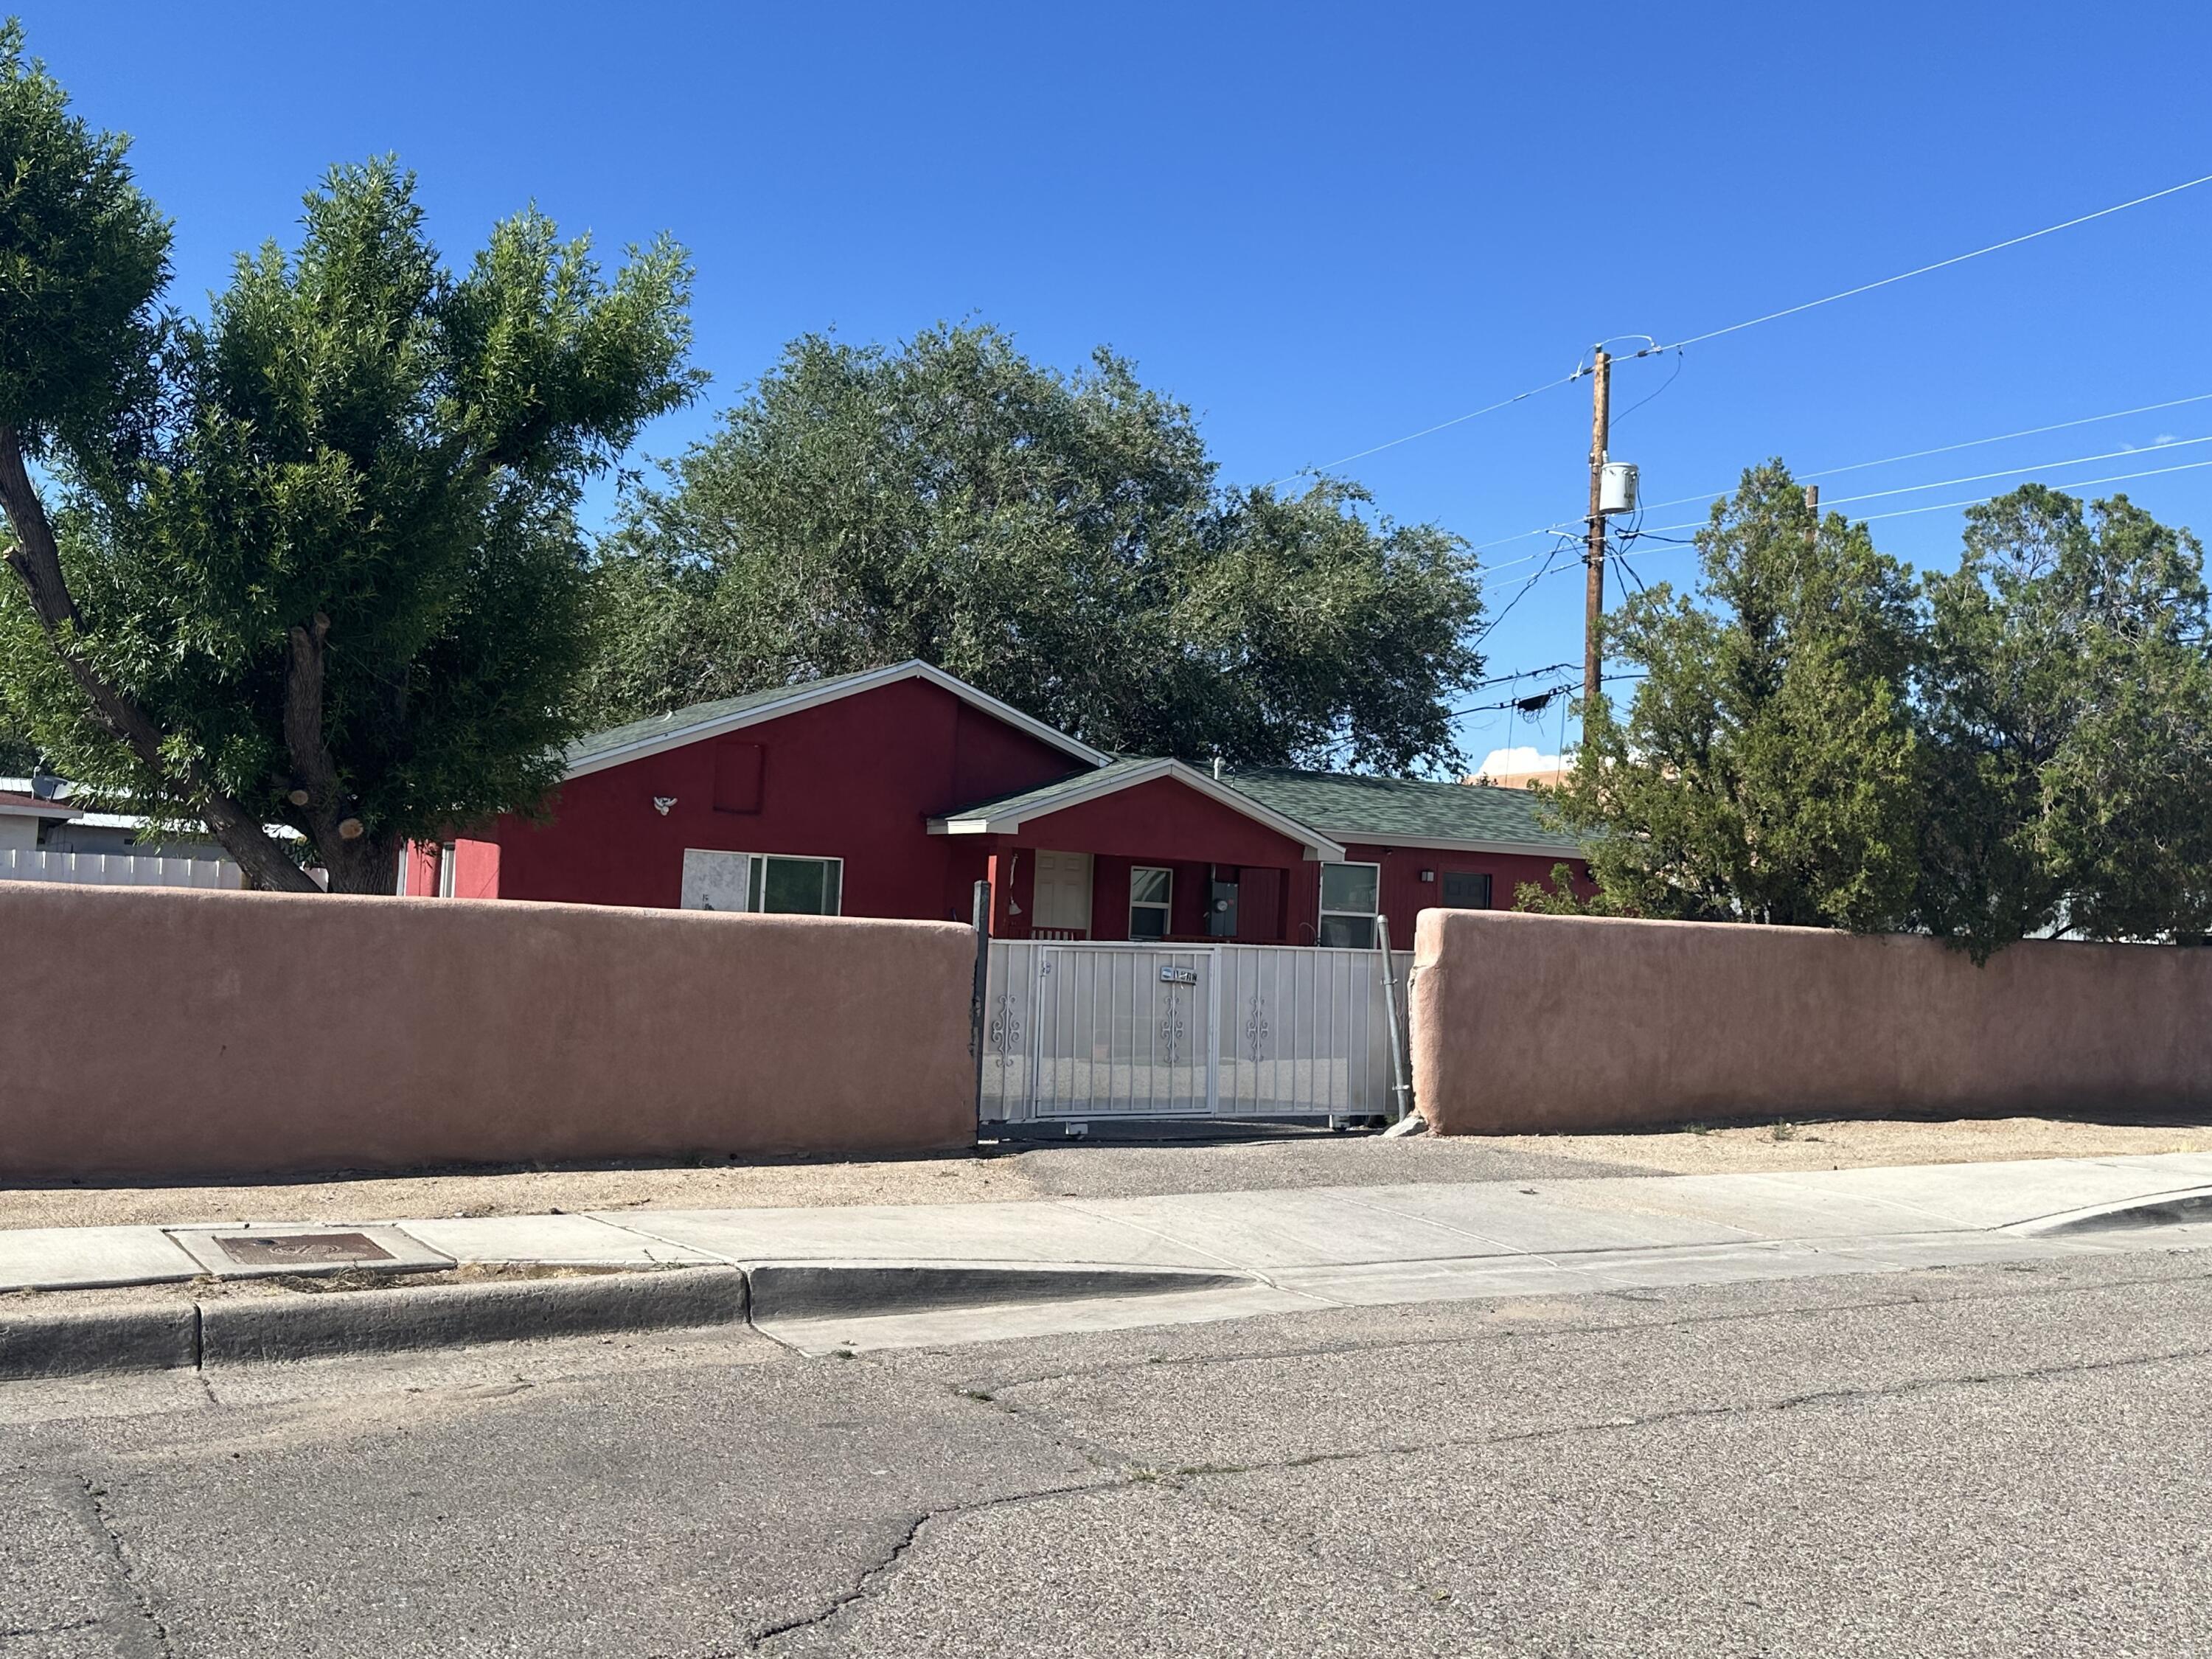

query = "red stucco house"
[{"left": 402, "top": 661, "right": 1585, "bottom": 946}]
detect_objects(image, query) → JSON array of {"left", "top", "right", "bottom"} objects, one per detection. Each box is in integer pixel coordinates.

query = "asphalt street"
[{"left": 4, "top": 1247, "right": 2209, "bottom": 1658}]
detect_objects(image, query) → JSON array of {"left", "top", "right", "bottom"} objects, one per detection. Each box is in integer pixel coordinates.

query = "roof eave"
[
  {"left": 563, "top": 661, "right": 1113, "bottom": 781},
  {"left": 928, "top": 759, "right": 1346, "bottom": 861},
  {"left": 1318, "top": 829, "right": 1583, "bottom": 859}
]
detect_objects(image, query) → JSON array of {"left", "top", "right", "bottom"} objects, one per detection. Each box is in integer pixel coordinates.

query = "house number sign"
[{"left": 1158, "top": 965, "right": 1198, "bottom": 985}]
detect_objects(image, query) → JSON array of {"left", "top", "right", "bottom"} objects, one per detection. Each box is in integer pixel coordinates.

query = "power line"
[
  {"left": 1633, "top": 435, "right": 2212, "bottom": 537},
  {"left": 1654, "top": 170, "right": 2212, "bottom": 352},
  {"left": 1475, "top": 391, "right": 2212, "bottom": 557},
  {"left": 1262, "top": 369, "right": 1582, "bottom": 488},
  {"left": 1635, "top": 390, "right": 2212, "bottom": 514},
  {"left": 1281, "top": 171, "right": 2212, "bottom": 490},
  {"left": 1450, "top": 669, "right": 1646, "bottom": 718},
  {"left": 1619, "top": 453, "right": 2212, "bottom": 557},
  {"left": 1465, "top": 659, "right": 1576, "bottom": 689},
  {"left": 1851, "top": 456, "right": 2212, "bottom": 524}
]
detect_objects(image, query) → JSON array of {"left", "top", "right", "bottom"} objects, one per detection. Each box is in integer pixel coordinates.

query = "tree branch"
[{"left": 0, "top": 423, "right": 319, "bottom": 893}]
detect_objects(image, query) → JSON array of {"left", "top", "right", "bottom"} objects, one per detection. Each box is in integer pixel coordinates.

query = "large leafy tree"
[
  {"left": 1534, "top": 462, "right": 1924, "bottom": 928},
  {"left": 587, "top": 324, "right": 1484, "bottom": 773},
  {"left": 0, "top": 25, "right": 698, "bottom": 891},
  {"left": 1916, "top": 484, "right": 2212, "bottom": 953}
]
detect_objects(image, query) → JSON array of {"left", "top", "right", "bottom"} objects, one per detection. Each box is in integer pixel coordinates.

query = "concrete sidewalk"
[{"left": 7, "top": 1152, "right": 2212, "bottom": 1357}]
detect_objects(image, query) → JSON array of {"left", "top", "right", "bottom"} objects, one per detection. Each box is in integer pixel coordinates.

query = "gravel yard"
[{"left": 4, "top": 1108, "right": 2207, "bottom": 1231}]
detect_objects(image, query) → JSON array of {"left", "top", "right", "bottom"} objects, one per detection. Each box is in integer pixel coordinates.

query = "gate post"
[
  {"left": 971, "top": 879, "right": 991, "bottom": 1129},
  {"left": 1375, "top": 913, "right": 1413, "bottom": 1124}
]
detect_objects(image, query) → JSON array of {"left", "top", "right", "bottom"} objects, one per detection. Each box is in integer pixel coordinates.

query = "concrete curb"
[
  {"left": 0, "top": 1267, "right": 751, "bottom": 1380},
  {"left": 2017, "top": 1186, "right": 2212, "bottom": 1237},
  {"left": 0, "top": 1301, "right": 201, "bottom": 1381},
  {"left": 745, "top": 1262, "right": 1252, "bottom": 1322},
  {"left": 0, "top": 1263, "right": 1256, "bottom": 1378},
  {"left": 198, "top": 1267, "right": 751, "bottom": 1366}
]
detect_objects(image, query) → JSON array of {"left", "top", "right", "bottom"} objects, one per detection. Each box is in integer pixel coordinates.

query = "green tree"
[
  {"left": 1529, "top": 462, "right": 1924, "bottom": 928},
  {"left": 0, "top": 26, "right": 699, "bottom": 891},
  {"left": 1916, "top": 484, "right": 2212, "bottom": 953},
  {"left": 586, "top": 324, "right": 1484, "bottom": 773}
]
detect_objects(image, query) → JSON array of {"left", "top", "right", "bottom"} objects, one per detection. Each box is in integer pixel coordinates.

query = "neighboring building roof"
[
  {"left": 930, "top": 757, "right": 1347, "bottom": 862},
  {"left": 0, "top": 789, "right": 79, "bottom": 821},
  {"left": 1222, "top": 768, "right": 1579, "bottom": 858},
  {"left": 563, "top": 661, "right": 1112, "bottom": 779}
]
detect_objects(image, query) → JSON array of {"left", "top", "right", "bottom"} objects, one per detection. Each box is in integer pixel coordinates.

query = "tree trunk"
[
  {"left": 321, "top": 835, "right": 401, "bottom": 895},
  {"left": 0, "top": 425, "right": 319, "bottom": 894}
]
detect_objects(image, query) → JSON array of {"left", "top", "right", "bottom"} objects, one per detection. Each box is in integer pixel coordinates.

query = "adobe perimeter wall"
[
  {"left": 0, "top": 883, "right": 978, "bottom": 1181},
  {"left": 1409, "top": 908, "right": 2212, "bottom": 1134}
]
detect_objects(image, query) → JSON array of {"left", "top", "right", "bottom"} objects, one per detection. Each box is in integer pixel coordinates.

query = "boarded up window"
[{"left": 712, "top": 742, "right": 764, "bottom": 813}]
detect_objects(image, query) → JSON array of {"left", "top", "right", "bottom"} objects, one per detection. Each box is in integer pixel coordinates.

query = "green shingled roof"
[{"left": 1222, "top": 767, "right": 1576, "bottom": 851}]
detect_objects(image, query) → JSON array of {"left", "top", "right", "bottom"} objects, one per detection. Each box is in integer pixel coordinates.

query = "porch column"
[{"left": 984, "top": 844, "right": 1034, "bottom": 938}]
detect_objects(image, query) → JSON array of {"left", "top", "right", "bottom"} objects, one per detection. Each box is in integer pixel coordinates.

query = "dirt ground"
[{"left": 4, "top": 1110, "right": 2208, "bottom": 1231}]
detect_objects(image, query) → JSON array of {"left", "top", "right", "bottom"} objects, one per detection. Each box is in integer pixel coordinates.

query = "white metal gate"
[{"left": 980, "top": 940, "right": 1412, "bottom": 1122}]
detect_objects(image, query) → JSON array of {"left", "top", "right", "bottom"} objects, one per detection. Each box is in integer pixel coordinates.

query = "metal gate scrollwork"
[
  {"left": 1244, "top": 992, "right": 1270, "bottom": 1062},
  {"left": 987, "top": 990, "right": 1023, "bottom": 1075},
  {"left": 1156, "top": 985, "right": 1186, "bottom": 1065}
]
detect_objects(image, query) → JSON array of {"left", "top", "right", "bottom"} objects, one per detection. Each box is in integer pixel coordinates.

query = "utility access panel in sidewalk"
[{"left": 980, "top": 940, "right": 1411, "bottom": 1123}]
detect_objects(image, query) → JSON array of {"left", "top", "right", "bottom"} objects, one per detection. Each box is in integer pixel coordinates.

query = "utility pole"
[{"left": 1582, "top": 348, "right": 1611, "bottom": 710}]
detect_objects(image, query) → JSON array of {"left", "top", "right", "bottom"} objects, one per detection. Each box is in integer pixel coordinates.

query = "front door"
[{"left": 1030, "top": 850, "right": 1093, "bottom": 939}]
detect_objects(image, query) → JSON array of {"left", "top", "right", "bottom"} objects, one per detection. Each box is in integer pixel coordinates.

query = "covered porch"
[{"left": 929, "top": 759, "right": 1343, "bottom": 945}]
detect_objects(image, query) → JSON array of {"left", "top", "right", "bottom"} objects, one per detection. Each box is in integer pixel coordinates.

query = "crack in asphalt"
[
  {"left": 945, "top": 1256, "right": 2212, "bottom": 1394},
  {"left": 667, "top": 1481, "right": 1121, "bottom": 1657},
  {"left": 58, "top": 1477, "right": 174, "bottom": 1659},
  {"left": 0, "top": 1617, "right": 105, "bottom": 1641},
  {"left": 1053, "top": 1338, "right": 2212, "bottom": 1499},
  {"left": 611, "top": 1332, "right": 2212, "bottom": 1657}
]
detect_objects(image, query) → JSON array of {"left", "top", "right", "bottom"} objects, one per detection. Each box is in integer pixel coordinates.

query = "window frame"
[
  {"left": 1439, "top": 870, "right": 1493, "bottom": 911},
  {"left": 437, "top": 844, "right": 458, "bottom": 899},
  {"left": 1127, "top": 864, "right": 1174, "bottom": 940},
  {"left": 748, "top": 852, "right": 844, "bottom": 917},
  {"left": 1318, "top": 860, "right": 1382, "bottom": 949},
  {"left": 681, "top": 849, "right": 845, "bottom": 916}
]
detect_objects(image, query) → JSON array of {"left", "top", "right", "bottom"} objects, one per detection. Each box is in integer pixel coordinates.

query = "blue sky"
[{"left": 18, "top": 1, "right": 2212, "bottom": 766}]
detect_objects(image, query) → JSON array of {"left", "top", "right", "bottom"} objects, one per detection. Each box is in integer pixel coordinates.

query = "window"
[
  {"left": 1440, "top": 871, "right": 1492, "bottom": 910},
  {"left": 437, "top": 844, "right": 458, "bottom": 898},
  {"left": 1128, "top": 866, "right": 1172, "bottom": 939},
  {"left": 1318, "top": 861, "right": 1380, "bottom": 948},
  {"left": 680, "top": 849, "right": 843, "bottom": 915},
  {"left": 751, "top": 854, "right": 842, "bottom": 916}
]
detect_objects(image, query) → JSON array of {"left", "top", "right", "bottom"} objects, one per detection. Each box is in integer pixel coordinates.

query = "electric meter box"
[{"left": 1600, "top": 461, "right": 1639, "bottom": 515}]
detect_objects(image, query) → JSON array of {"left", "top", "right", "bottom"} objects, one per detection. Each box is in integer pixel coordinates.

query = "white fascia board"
[
  {"left": 563, "top": 661, "right": 1111, "bottom": 781},
  {"left": 1315, "top": 828, "right": 1583, "bottom": 860},
  {"left": 931, "top": 759, "right": 1348, "bottom": 863},
  {"left": 0, "top": 800, "right": 78, "bottom": 821}
]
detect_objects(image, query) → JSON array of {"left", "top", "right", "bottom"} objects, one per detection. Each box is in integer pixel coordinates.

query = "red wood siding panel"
[
  {"left": 453, "top": 838, "right": 501, "bottom": 899},
  {"left": 1334, "top": 842, "right": 1590, "bottom": 947},
  {"left": 1237, "top": 866, "right": 1284, "bottom": 943},
  {"left": 952, "top": 701, "right": 1088, "bottom": 804},
  {"left": 490, "top": 676, "right": 1084, "bottom": 915},
  {"left": 1009, "top": 776, "right": 1312, "bottom": 869},
  {"left": 711, "top": 742, "right": 764, "bottom": 813}
]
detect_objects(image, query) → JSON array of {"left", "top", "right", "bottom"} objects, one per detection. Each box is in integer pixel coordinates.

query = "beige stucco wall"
[
  {"left": 1410, "top": 908, "right": 2212, "bottom": 1134},
  {"left": 0, "top": 883, "right": 978, "bottom": 1181}
]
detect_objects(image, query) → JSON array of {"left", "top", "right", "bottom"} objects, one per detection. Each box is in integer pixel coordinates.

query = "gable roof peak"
[{"left": 563, "top": 660, "right": 1111, "bottom": 779}]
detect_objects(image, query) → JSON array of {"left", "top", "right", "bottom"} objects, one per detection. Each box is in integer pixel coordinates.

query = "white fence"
[
  {"left": 981, "top": 939, "right": 1413, "bottom": 1122},
  {"left": 0, "top": 849, "right": 242, "bottom": 889}
]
